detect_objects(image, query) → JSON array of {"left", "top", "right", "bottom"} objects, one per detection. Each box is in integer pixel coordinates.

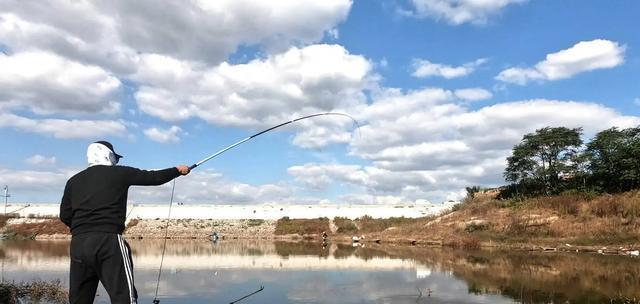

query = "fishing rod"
[
  {"left": 229, "top": 286, "right": 264, "bottom": 304},
  {"left": 151, "top": 112, "right": 359, "bottom": 303},
  {"left": 189, "top": 112, "right": 360, "bottom": 170}
]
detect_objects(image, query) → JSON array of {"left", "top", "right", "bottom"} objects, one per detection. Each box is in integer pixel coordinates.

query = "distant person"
[{"left": 60, "top": 141, "right": 190, "bottom": 304}]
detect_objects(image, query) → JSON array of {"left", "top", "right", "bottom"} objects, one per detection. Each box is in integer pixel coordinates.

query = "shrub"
[
  {"left": 356, "top": 215, "right": 417, "bottom": 233},
  {"left": 444, "top": 236, "right": 480, "bottom": 249},
  {"left": 528, "top": 194, "right": 581, "bottom": 216},
  {"left": 5, "top": 219, "right": 70, "bottom": 238},
  {"left": 247, "top": 219, "right": 265, "bottom": 227},
  {"left": 334, "top": 217, "right": 358, "bottom": 233},
  {"left": 125, "top": 218, "right": 140, "bottom": 230},
  {"left": 274, "top": 217, "right": 329, "bottom": 235}
]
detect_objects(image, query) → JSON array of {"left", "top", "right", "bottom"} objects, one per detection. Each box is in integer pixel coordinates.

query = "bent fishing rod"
[
  {"left": 152, "top": 112, "right": 359, "bottom": 304},
  {"left": 188, "top": 112, "right": 360, "bottom": 170}
]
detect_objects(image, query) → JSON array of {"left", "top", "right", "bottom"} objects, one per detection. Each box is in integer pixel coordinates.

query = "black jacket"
[{"left": 60, "top": 165, "right": 180, "bottom": 235}]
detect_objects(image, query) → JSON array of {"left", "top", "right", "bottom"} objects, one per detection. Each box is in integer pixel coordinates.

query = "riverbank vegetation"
[
  {"left": 373, "top": 126, "right": 640, "bottom": 248},
  {"left": 0, "top": 279, "right": 67, "bottom": 304}
]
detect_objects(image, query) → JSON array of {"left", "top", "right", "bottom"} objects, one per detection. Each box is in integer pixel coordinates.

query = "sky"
[{"left": 1, "top": 0, "right": 639, "bottom": 205}]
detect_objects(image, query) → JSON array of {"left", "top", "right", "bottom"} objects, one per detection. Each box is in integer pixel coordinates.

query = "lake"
[{"left": 1, "top": 239, "right": 638, "bottom": 303}]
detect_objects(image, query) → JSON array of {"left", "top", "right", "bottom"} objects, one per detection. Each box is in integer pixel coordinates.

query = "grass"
[
  {"left": 334, "top": 217, "right": 358, "bottom": 233},
  {"left": 373, "top": 189, "right": 640, "bottom": 247},
  {"left": 0, "top": 279, "right": 68, "bottom": 304},
  {"left": 274, "top": 217, "right": 330, "bottom": 236},
  {"left": 4, "top": 219, "right": 70, "bottom": 239},
  {"left": 247, "top": 219, "right": 265, "bottom": 227},
  {"left": 355, "top": 215, "right": 418, "bottom": 233}
]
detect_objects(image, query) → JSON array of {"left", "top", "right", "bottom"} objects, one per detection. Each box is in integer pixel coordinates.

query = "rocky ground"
[{"left": 124, "top": 218, "right": 277, "bottom": 239}]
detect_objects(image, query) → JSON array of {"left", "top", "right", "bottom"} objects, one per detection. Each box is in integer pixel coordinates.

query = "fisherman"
[{"left": 60, "top": 141, "right": 190, "bottom": 304}]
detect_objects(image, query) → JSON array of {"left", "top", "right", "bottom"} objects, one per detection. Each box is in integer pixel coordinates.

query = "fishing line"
[
  {"left": 152, "top": 179, "right": 176, "bottom": 304},
  {"left": 152, "top": 112, "right": 360, "bottom": 303}
]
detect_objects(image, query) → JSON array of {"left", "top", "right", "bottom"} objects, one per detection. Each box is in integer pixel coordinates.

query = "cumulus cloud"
[
  {"left": 128, "top": 169, "right": 292, "bottom": 204},
  {"left": 25, "top": 155, "right": 57, "bottom": 167},
  {"left": 412, "top": 58, "right": 486, "bottom": 79},
  {"left": 144, "top": 126, "right": 185, "bottom": 144},
  {"left": 496, "top": 39, "right": 626, "bottom": 85},
  {"left": 134, "top": 44, "right": 372, "bottom": 146},
  {"left": 0, "top": 51, "right": 121, "bottom": 115},
  {"left": 454, "top": 88, "right": 492, "bottom": 102},
  {"left": 0, "top": 1, "right": 352, "bottom": 66},
  {"left": 0, "top": 166, "right": 293, "bottom": 204},
  {"left": 299, "top": 88, "right": 640, "bottom": 202},
  {"left": 406, "top": 0, "right": 525, "bottom": 25},
  {"left": 0, "top": 167, "right": 75, "bottom": 202},
  {"left": 0, "top": 113, "right": 127, "bottom": 139}
]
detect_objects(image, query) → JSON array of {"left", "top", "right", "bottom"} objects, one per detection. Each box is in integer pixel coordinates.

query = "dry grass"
[
  {"left": 443, "top": 235, "right": 481, "bottom": 249},
  {"left": 0, "top": 279, "right": 68, "bottom": 304},
  {"left": 527, "top": 194, "right": 582, "bottom": 216},
  {"left": 371, "top": 190, "right": 640, "bottom": 247},
  {"left": 5, "top": 219, "right": 70, "bottom": 238},
  {"left": 0, "top": 215, "right": 9, "bottom": 228},
  {"left": 355, "top": 215, "right": 418, "bottom": 233},
  {"left": 274, "top": 217, "right": 330, "bottom": 236},
  {"left": 333, "top": 217, "right": 358, "bottom": 233}
]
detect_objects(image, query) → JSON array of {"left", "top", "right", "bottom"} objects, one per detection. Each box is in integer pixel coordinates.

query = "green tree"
[
  {"left": 504, "top": 127, "right": 583, "bottom": 195},
  {"left": 587, "top": 127, "right": 640, "bottom": 192}
]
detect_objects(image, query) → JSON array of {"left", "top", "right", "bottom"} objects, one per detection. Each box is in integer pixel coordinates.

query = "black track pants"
[{"left": 69, "top": 232, "right": 137, "bottom": 304}]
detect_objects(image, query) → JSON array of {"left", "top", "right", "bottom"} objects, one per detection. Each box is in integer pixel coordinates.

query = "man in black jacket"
[{"left": 60, "top": 141, "right": 190, "bottom": 304}]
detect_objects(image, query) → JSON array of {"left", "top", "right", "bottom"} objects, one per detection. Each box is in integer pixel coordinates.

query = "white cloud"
[
  {"left": 0, "top": 167, "right": 75, "bottom": 202},
  {"left": 127, "top": 169, "right": 293, "bottom": 204},
  {"left": 497, "top": 39, "right": 626, "bottom": 85},
  {"left": 294, "top": 88, "right": 640, "bottom": 202},
  {"left": 25, "top": 155, "right": 57, "bottom": 167},
  {"left": 0, "top": 51, "right": 121, "bottom": 115},
  {"left": 407, "top": 0, "right": 525, "bottom": 25},
  {"left": 327, "top": 28, "right": 340, "bottom": 39},
  {"left": 412, "top": 58, "right": 486, "bottom": 79},
  {"left": 0, "top": 1, "right": 352, "bottom": 66},
  {"left": 454, "top": 88, "right": 493, "bottom": 101},
  {"left": 144, "top": 126, "right": 185, "bottom": 144},
  {"left": 134, "top": 44, "right": 372, "bottom": 146},
  {"left": 0, "top": 166, "right": 293, "bottom": 204},
  {"left": 0, "top": 113, "right": 127, "bottom": 139}
]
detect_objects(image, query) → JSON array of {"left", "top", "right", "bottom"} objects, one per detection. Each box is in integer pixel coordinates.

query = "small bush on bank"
[
  {"left": 444, "top": 236, "right": 480, "bottom": 249},
  {"left": 0, "top": 215, "right": 9, "bottom": 228},
  {"left": 334, "top": 217, "right": 358, "bottom": 233},
  {"left": 247, "top": 219, "right": 265, "bottom": 227},
  {"left": 274, "top": 217, "right": 330, "bottom": 236},
  {"left": 125, "top": 218, "right": 140, "bottom": 230},
  {"left": 355, "top": 215, "right": 418, "bottom": 233}
]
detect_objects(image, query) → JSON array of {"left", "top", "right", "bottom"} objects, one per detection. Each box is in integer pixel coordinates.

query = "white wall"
[{"left": 5, "top": 202, "right": 456, "bottom": 220}]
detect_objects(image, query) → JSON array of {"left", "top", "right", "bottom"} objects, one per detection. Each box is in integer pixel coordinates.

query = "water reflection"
[{"left": 1, "top": 239, "right": 638, "bottom": 303}]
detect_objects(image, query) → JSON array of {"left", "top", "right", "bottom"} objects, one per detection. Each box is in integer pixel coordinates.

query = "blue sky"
[{"left": 1, "top": 0, "right": 639, "bottom": 204}]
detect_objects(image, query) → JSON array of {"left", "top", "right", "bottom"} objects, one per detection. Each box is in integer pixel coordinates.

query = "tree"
[
  {"left": 587, "top": 127, "right": 640, "bottom": 192},
  {"left": 504, "top": 127, "right": 583, "bottom": 196}
]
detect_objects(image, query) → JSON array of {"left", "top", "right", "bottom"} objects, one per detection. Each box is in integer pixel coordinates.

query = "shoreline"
[{"left": 11, "top": 217, "right": 636, "bottom": 257}]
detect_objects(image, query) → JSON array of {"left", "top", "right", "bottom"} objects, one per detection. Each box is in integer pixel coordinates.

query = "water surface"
[{"left": 1, "top": 239, "right": 638, "bottom": 303}]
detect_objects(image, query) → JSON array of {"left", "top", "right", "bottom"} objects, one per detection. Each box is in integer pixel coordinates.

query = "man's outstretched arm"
[{"left": 123, "top": 165, "right": 190, "bottom": 186}]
